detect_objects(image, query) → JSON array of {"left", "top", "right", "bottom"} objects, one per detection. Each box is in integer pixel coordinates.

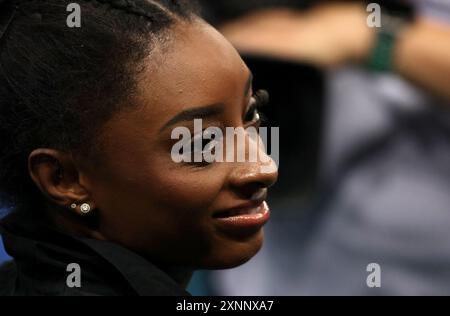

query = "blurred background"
[
  {"left": 186, "top": 0, "right": 450, "bottom": 295},
  {"left": 2, "top": 0, "right": 450, "bottom": 295},
  {"left": 0, "top": 208, "right": 10, "bottom": 264}
]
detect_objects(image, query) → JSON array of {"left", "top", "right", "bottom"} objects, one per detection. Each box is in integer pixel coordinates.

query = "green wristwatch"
[{"left": 367, "top": 3, "right": 415, "bottom": 72}]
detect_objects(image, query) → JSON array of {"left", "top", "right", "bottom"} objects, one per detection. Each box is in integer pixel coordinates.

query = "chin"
[{"left": 199, "top": 229, "right": 265, "bottom": 270}]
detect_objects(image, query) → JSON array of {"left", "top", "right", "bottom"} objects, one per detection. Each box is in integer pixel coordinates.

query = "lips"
[
  {"left": 212, "top": 200, "right": 271, "bottom": 237},
  {"left": 213, "top": 202, "right": 266, "bottom": 218}
]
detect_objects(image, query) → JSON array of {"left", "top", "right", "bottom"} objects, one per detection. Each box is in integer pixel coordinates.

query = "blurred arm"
[
  {"left": 395, "top": 18, "right": 450, "bottom": 101},
  {"left": 220, "top": 3, "right": 450, "bottom": 101}
]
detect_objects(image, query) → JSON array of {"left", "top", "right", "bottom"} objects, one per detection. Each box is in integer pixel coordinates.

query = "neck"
[{"left": 46, "top": 204, "right": 194, "bottom": 289}]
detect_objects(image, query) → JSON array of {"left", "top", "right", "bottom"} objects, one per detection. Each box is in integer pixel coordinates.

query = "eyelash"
[{"left": 244, "top": 89, "right": 269, "bottom": 126}]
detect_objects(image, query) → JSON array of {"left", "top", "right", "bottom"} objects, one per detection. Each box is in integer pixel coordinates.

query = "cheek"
[
  {"left": 91, "top": 141, "right": 225, "bottom": 216},
  {"left": 152, "top": 168, "right": 224, "bottom": 211},
  {"left": 92, "top": 155, "right": 228, "bottom": 252},
  {"left": 138, "top": 143, "right": 227, "bottom": 209}
]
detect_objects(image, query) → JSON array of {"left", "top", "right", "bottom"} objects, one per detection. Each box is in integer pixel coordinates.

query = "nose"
[
  {"left": 227, "top": 150, "right": 278, "bottom": 200},
  {"left": 228, "top": 167, "right": 278, "bottom": 200}
]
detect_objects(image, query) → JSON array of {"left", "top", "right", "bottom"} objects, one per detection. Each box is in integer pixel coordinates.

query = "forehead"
[
  {"left": 95, "top": 19, "right": 251, "bottom": 159},
  {"left": 131, "top": 20, "right": 250, "bottom": 128},
  {"left": 90, "top": 20, "right": 251, "bottom": 171}
]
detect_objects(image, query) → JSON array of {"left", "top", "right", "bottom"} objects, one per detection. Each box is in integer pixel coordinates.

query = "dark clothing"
[{"left": 0, "top": 210, "right": 190, "bottom": 296}]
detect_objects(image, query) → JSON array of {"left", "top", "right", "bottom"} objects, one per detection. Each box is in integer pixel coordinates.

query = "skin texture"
[{"left": 27, "top": 18, "right": 278, "bottom": 278}]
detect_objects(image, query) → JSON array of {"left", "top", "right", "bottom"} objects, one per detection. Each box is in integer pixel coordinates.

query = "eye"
[
  {"left": 244, "top": 105, "right": 260, "bottom": 124},
  {"left": 244, "top": 89, "right": 269, "bottom": 124},
  {"left": 180, "top": 129, "right": 223, "bottom": 167}
]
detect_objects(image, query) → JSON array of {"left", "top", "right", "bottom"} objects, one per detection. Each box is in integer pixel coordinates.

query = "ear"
[{"left": 28, "top": 149, "right": 96, "bottom": 215}]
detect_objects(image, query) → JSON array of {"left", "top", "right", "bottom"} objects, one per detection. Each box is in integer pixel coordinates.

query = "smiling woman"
[{"left": 0, "top": 0, "right": 278, "bottom": 296}]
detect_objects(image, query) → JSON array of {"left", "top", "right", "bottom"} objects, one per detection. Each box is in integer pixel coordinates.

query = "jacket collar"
[{"left": 0, "top": 209, "right": 190, "bottom": 296}]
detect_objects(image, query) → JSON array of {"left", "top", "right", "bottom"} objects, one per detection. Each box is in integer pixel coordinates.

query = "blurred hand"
[{"left": 220, "top": 3, "right": 375, "bottom": 68}]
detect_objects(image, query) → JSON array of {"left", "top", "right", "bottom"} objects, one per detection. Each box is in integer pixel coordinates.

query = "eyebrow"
[
  {"left": 159, "top": 103, "right": 225, "bottom": 132},
  {"left": 160, "top": 72, "right": 254, "bottom": 133}
]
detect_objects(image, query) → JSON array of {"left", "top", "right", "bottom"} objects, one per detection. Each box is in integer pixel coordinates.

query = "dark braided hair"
[{"left": 0, "top": 0, "right": 199, "bottom": 208}]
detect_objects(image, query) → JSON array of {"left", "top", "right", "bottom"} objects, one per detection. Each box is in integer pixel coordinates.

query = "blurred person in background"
[{"left": 197, "top": 0, "right": 450, "bottom": 295}]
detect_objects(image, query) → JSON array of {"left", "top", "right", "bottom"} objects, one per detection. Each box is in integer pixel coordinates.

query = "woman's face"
[{"left": 78, "top": 20, "right": 278, "bottom": 269}]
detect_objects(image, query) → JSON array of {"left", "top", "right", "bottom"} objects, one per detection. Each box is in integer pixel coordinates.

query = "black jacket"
[{"left": 0, "top": 210, "right": 190, "bottom": 296}]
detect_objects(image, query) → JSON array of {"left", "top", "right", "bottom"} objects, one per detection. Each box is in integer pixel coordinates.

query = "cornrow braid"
[{"left": 0, "top": 0, "right": 199, "bottom": 208}]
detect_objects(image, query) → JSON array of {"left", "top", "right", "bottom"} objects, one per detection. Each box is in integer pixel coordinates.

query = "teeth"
[
  {"left": 214, "top": 203, "right": 265, "bottom": 218},
  {"left": 232, "top": 210, "right": 248, "bottom": 216},
  {"left": 231, "top": 206, "right": 261, "bottom": 217},
  {"left": 249, "top": 206, "right": 260, "bottom": 215}
]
